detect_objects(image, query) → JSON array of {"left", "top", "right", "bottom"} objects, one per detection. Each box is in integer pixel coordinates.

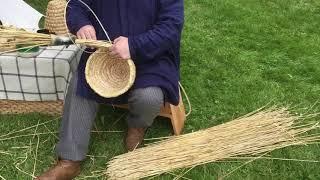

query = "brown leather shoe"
[
  {"left": 35, "top": 159, "right": 81, "bottom": 180},
  {"left": 125, "top": 128, "right": 146, "bottom": 151}
]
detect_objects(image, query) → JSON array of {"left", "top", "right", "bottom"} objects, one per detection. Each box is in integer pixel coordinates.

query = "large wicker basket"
[{"left": 0, "top": 100, "right": 63, "bottom": 115}]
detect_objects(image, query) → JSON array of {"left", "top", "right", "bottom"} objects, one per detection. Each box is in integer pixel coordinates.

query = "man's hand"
[
  {"left": 76, "top": 25, "right": 97, "bottom": 40},
  {"left": 109, "top": 36, "right": 131, "bottom": 60}
]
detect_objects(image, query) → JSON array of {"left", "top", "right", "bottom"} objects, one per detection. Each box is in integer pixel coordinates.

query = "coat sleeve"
[
  {"left": 128, "top": 0, "right": 184, "bottom": 63},
  {"left": 66, "top": 0, "right": 93, "bottom": 35}
]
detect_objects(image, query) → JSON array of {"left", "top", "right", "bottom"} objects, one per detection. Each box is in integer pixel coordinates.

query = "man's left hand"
[{"left": 109, "top": 36, "right": 131, "bottom": 60}]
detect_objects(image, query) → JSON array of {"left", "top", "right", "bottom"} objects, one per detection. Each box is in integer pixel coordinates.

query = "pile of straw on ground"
[{"left": 105, "top": 107, "right": 319, "bottom": 179}]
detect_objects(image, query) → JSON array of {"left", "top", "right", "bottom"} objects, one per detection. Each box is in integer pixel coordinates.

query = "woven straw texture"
[
  {"left": 85, "top": 48, "right": 136, "bottom": 98},
  {"left": 45, "top": 0, "right": 69, "bottom": 35},
  {"left": 0, "top": 100, "right": 63, "bottom": 115}
]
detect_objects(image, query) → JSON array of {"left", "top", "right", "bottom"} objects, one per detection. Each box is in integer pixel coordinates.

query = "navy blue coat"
[{"left": 67, "top": 0, "right": 184, "bottom": 105}]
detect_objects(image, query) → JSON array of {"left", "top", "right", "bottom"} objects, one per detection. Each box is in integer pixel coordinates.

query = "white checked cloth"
[{"left": 0, "top": 45, "right": 82, "bottom": 101}]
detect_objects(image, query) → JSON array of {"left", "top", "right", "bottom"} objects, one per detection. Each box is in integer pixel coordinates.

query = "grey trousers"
[{"left": 56, "top": 74, "right": 163, "bottom": 161}]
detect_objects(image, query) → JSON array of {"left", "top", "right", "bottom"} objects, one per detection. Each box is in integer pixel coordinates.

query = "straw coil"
[
  {"left": 85, "top": 48, "right": 136, "bottom": 98},
  {"left": 75, "top": 39, "right": 113, "bottom": 48},
  {"left": 45, "top": 0, "right": 69, "bottom": 35},
  {"left": 106, "top": 107, "right": 320, "bottom": 179}
]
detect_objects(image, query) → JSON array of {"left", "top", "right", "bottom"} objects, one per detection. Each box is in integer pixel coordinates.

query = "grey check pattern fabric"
[{"left": 0, "top": 45, "right": 81, "bottom": 101}]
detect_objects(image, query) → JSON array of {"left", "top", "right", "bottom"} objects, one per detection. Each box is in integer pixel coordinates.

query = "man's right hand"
[{"left": 76, "top": 25, "right": 97, "bottom": 40}]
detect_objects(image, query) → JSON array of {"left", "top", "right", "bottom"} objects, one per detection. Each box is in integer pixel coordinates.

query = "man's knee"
[
  {"left": 129, "top": 87, "right": 164, "bottom": 111},
  {"left": 127, "top": 87, "right": 164, "bottom": 127}
]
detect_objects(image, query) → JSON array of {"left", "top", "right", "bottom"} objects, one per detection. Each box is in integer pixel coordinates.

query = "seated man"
[{"left": 36, "top": 0, "right": 184, "bottom": 179}]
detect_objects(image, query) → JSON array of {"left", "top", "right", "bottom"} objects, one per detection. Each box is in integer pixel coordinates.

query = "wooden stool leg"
[{"left": 170, "top": 95, "right": 186, "bottom": 135}]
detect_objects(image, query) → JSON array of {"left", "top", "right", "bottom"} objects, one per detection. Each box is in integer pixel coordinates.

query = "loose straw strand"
[
  {"left": 76, "top": 0, "right": 111, "bottom": 42},
  {"left": 64, "top": 0, "right": 112, "bottom": 55},
  {"left": 64, "top": 0, "right": 93, "bottom": 54},
  {"left": 0, "top": 175, "right": 6, "bottom": 180},
  {"left": 179, "top": 82, "right": 192, "bottom": 117}
]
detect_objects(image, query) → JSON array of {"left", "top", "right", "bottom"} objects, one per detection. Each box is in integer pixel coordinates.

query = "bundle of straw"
[
  {"left": 105, "top": 107, "right": 320, "bottom": 179},
  {"left": 0, "top": 26, "right": 112, "bottom": 53},
  {"left": 0, "top": 26, "right": 53, "bottom": 52}
]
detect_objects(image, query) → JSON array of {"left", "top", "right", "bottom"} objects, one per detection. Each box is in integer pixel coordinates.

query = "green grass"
[{"left": 1, "top": 0, "right": 320, "bottom": 179}]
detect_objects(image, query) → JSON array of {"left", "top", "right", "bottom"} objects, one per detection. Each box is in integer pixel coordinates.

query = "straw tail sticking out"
[{"left": 105, "top": 107, "right": 320, "bottom": 180}]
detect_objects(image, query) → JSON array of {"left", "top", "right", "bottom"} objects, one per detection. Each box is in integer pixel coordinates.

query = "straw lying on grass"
[
  {"left": 105, "top": 107, "right": 320, "bottom": 179},
  {"left": 0, "top": 26, "right": 112, "bottom": 53}
]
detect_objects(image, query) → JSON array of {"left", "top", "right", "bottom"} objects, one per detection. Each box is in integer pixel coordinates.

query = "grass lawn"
[{"left": 1, "top": 0, "right": 320, "bottom": 179}]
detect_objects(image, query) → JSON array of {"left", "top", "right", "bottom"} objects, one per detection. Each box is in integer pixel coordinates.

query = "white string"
[
  {"left": 64, "top": 0, "right": 111, "bottom": 54},
  {"left": 64, "top": 0, "right": 89, "bottom": 54},
  {"left": 179, "top": 82, "right": 192, "bottom": 117},
  {"left": 75, "top": 0, "right": 112, "bottom": 43}
]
